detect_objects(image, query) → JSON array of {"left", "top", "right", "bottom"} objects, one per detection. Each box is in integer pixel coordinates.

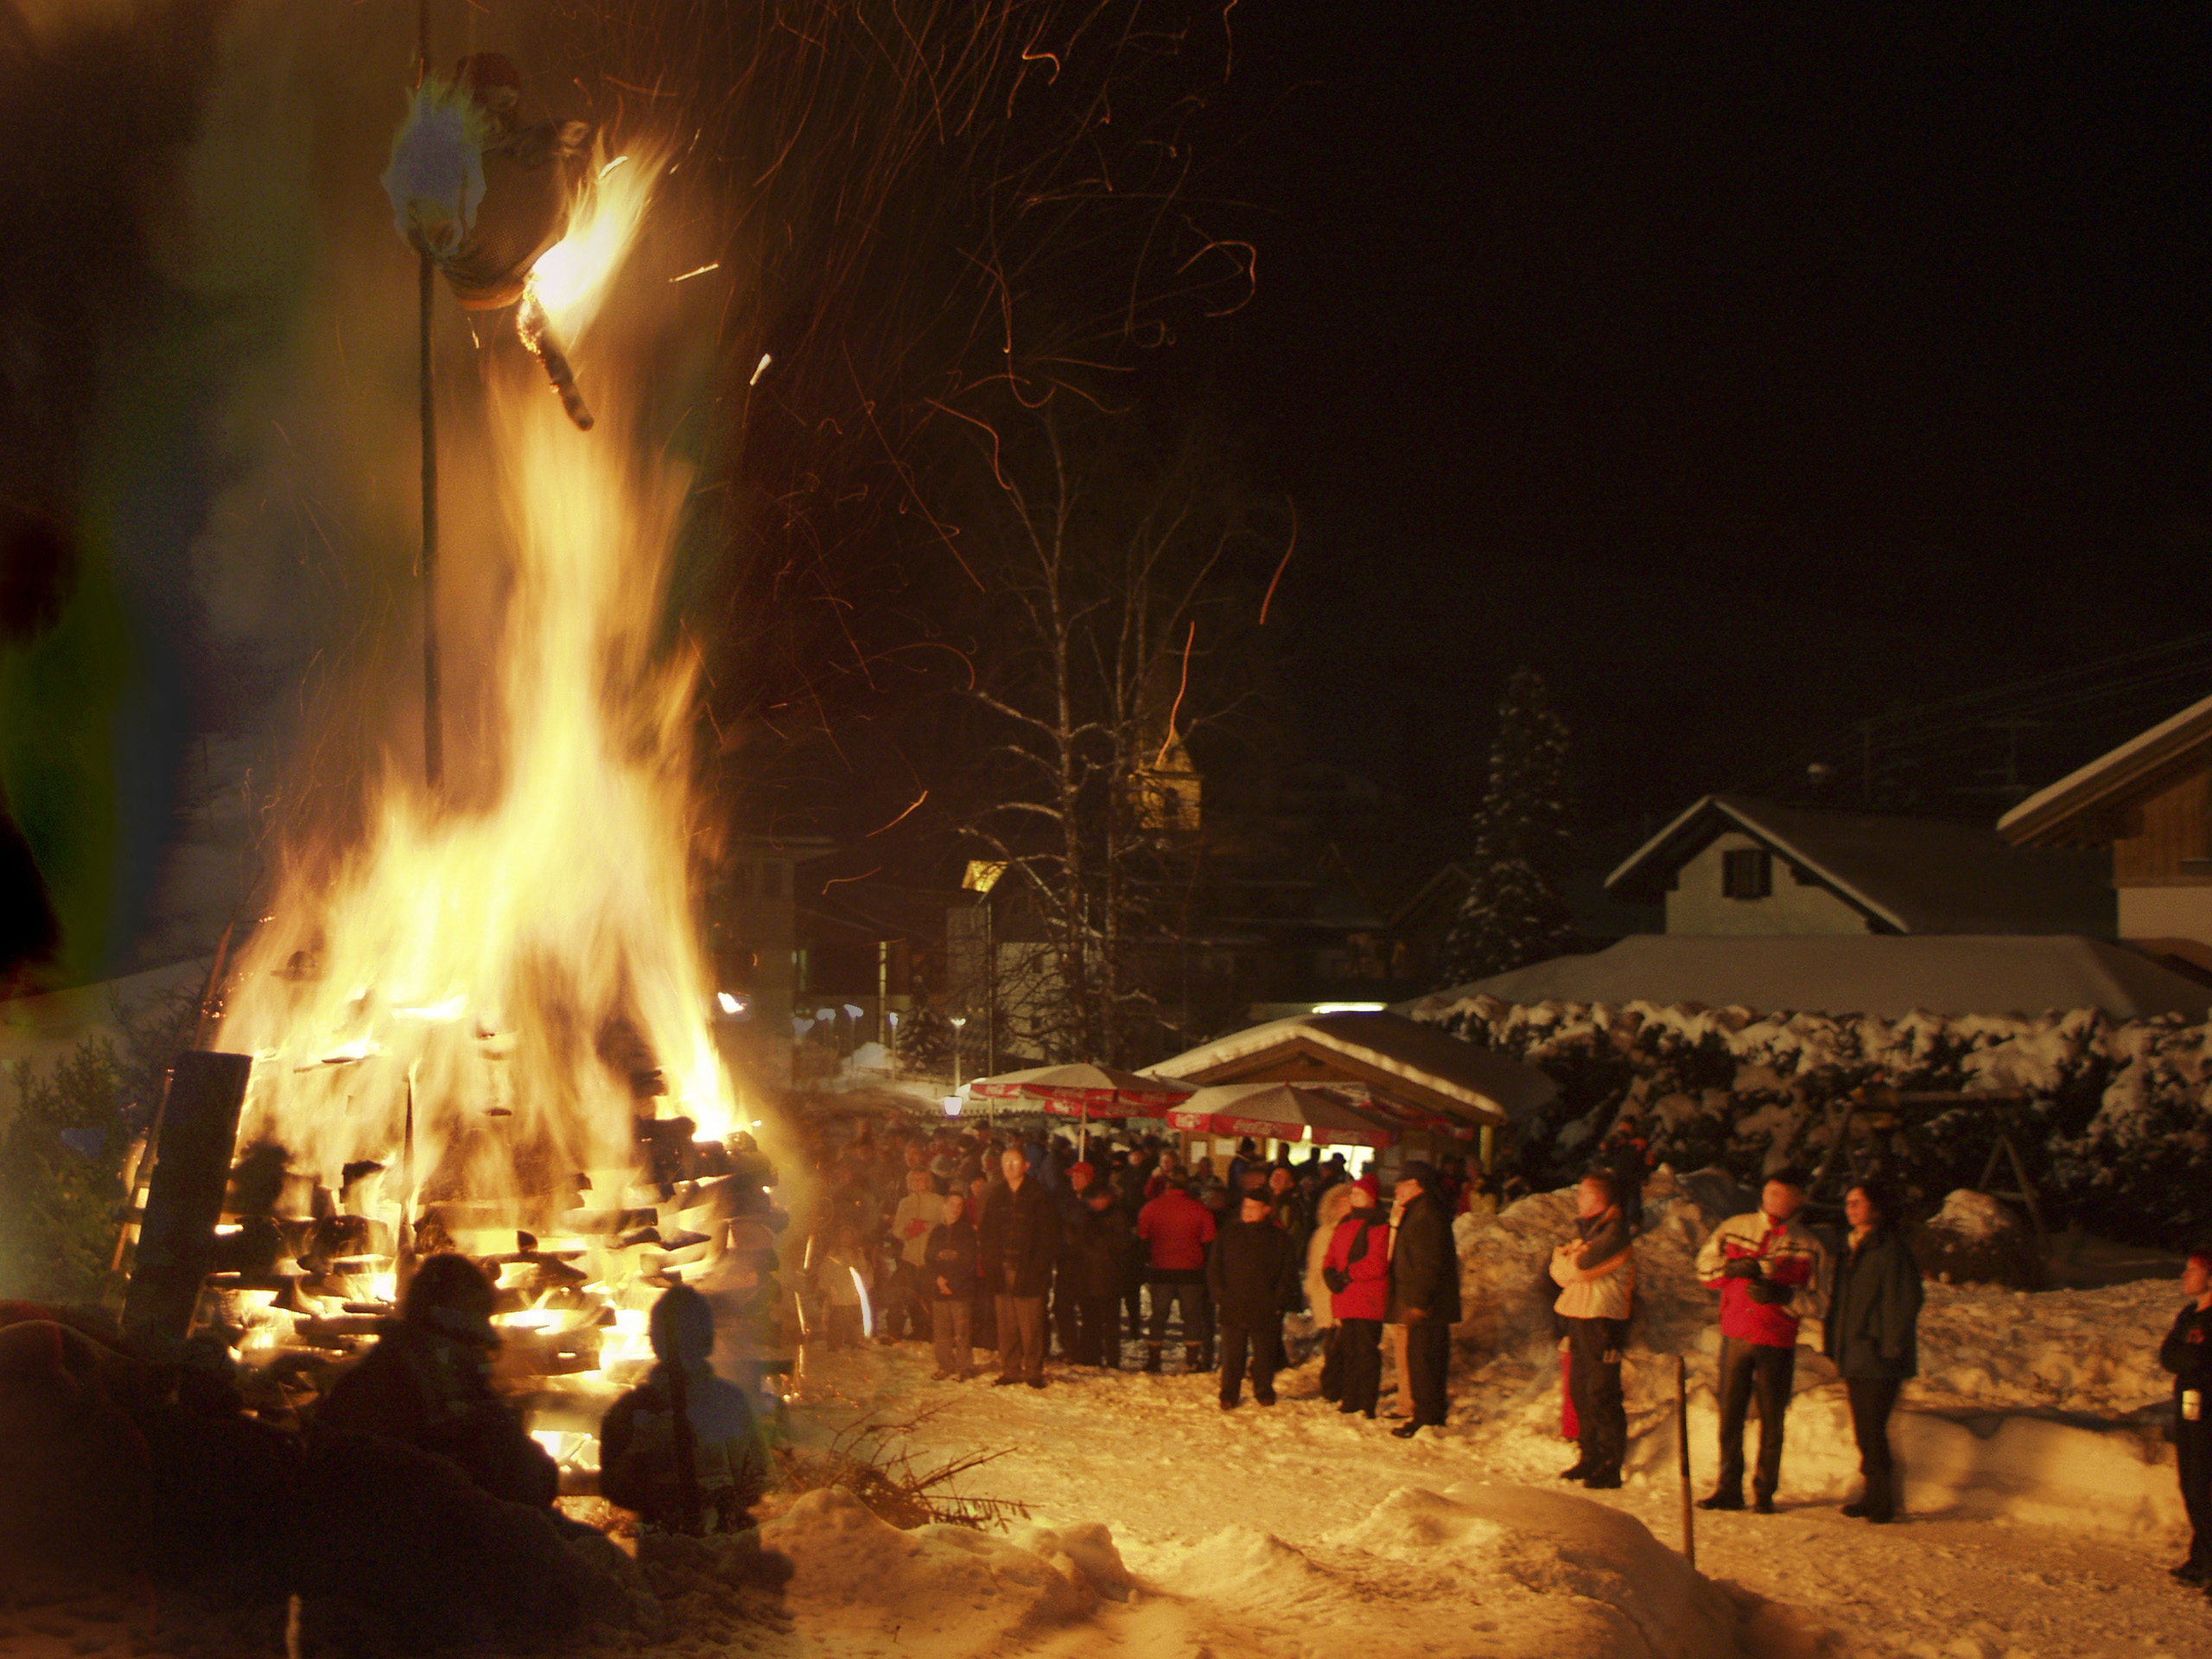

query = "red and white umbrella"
[
  {"left": 1346, "top": 1092, "right": 1479, "bottom": 1143},
  {"left": 968, "top": 1063, "right": 1196, "bottom": 1121},
  {"left": 1163, "top": 1082, "right": 1396, "bottom": 1149}
]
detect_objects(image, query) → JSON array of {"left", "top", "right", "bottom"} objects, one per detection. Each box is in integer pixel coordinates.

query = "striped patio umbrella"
[{"left": 1164, "top": 1082, "right": 1397, "bottom": 1149}]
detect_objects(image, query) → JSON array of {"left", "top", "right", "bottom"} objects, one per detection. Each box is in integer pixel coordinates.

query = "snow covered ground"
[
  {"left": 771, "top": 1319, "right": 2209, "bottom": 1659},
  {"left": 746, "top": 1173, "right": 2210, "bottom": 1659}
]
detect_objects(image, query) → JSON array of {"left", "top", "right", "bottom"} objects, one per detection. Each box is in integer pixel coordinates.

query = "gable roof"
[
  {"left": 1144, "top": 1009, "right": 1557, "bottom": 1125},
  {"left": 1605, "top": 794, "right": 2110, "bottom": 936},
  {"left": 1409, "top": 932, "right": 2209, "bottom": 1021},
  {"left": 1999, "top": 689, "right": 2212, "bottom": 849}
]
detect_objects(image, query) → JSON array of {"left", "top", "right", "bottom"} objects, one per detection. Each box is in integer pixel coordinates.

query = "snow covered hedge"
[{"left": 1414, "top": 993, "right": 2212, "bottom": 1244}]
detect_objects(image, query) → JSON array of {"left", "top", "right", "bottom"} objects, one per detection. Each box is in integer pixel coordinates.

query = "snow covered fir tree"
[{"left": 1434, "top": 667, "right": 1574, "bottom": 989}]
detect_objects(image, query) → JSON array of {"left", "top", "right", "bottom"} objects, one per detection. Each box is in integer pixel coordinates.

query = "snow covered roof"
[
  {"left": 1605, "top": 794, "right": 2111, "bottom": 935},
  {"left": 1143, "top": 1010, "right": 1557, "bottom": 1125},
  {"left": 1413, "top": 932, "right": 2209, "bottom": 1020},
  {"left": 1999, "top": 688, "right": 2212, "bottom": 849}
]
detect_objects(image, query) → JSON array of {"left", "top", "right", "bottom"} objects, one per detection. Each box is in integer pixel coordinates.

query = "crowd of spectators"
[{"left": 795, "top": 1120, "right": 1491, "bottom": 1434}]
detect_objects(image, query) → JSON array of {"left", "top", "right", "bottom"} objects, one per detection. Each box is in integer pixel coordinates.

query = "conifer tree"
[{"left": 1435, "top": 667, "right": 1574, "bottom": 988}]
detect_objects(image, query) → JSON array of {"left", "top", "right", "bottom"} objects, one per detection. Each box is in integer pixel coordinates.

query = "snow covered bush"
[{"left": 1414, "top": 991, "right": 2212, "bottom": 1244}]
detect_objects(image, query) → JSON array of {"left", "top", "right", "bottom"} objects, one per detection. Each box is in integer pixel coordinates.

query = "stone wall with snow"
[{"left": 1415, "top": 992, "right": 2212, "bottom": 1243}]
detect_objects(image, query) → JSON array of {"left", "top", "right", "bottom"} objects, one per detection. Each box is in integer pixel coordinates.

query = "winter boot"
[
  {"left": 1185, "top": 1343, "right": 1207, "bottom": 1373},
  {"left": 1696, "top": 1491, "right": 1744, "bottom": 1512},
  {"left": 1143, "top": 1344, "right": 1163, "bottom": 1374}
]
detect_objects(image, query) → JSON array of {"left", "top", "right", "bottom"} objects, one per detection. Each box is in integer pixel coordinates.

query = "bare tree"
[{"left": 951, "top": 403, "right": 1272, "bottom": 1066}]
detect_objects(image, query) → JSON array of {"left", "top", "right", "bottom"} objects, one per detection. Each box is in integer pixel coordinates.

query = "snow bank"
[
  {"left": 759, "top": 1486, "right": 1109, "bottom": 1646},
  {"left": 1143, "top": 1484, "right": 1811, "bottom": 1659},
  {"left": 1414, "top": 991, "right": 2212, "bottom": 1241}
]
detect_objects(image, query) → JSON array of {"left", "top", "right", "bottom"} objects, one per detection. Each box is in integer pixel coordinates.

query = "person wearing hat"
[
  {"left": 1323, "top": 1174, "right": 1392, "bottom": 1417},
  {"left": 1208, "top": 1190, "right": 1301, "bottom": 1408},
  {"left": 320, "top": 1253, "right": 558, "bottom": 1507},
  {"left": 1386, "top": 1162, "right": 1460, "bottom": 1439}
]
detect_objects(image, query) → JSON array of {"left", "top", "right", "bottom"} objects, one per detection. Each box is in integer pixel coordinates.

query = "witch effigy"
[{"left": 380, "top": 54, "right": 598, "bottom": 427}]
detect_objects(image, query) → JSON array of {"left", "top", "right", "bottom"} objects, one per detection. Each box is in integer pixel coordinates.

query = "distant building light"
[{"left": 1310, "top": 1002, "right": 1387, "bottom": 1014}]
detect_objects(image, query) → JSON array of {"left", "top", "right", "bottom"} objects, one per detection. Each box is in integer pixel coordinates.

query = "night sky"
[
  {"left": 6, "top": 3, "right": 2212, "bottom": 980},
  {"left": 1209, "top": 5, "right": 2212, "bottom": 825}
]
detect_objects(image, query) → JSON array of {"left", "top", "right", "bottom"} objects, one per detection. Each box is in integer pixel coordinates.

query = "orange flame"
[{"left": 218, "top": 141, "right": 729, "bottom": 1227}]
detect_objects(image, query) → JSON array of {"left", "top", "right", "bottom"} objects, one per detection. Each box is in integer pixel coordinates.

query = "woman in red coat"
[{"left": 1322, "top": 1176, "right": 1392, "bottom": 1419}]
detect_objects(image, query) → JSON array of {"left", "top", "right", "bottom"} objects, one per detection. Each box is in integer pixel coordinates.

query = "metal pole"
[
  {"left": 417, "top": 5, "right": 442, "bottom": 793},
  {"left": 1676, "top": 1354, "right": 1694, "bottom": 1567},
  {"left": 983, "top": 893, "right": 998, "bottom": 1076}
]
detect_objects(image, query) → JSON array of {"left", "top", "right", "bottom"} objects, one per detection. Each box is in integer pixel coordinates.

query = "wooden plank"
[{"left": 123, "top": 1051, "right": 254, "bottom": 1339}]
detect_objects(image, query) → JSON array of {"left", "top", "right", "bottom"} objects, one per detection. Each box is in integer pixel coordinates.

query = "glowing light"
[
  {"left": 850, "top": 1266, "right": 874, "bottom": 1339},
  {"left": 393, "top": 995, "right": 467, "bottom": 1023}
]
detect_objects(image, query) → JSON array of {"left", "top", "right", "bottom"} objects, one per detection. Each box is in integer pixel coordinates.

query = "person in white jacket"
[
  {"left": 1550, "top": 1170, "right": 1637, "bottom": 1489},
  {"left": 1303, "top": 1180, "right": 1361, "bottom": 1402}
]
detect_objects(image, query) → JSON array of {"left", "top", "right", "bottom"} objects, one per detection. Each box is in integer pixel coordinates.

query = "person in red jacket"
[
  {"left": 1693, "top": 1168, "right": 1831, "bottom": 1513},
  {"left": 1322, "top": 1176, "right": 1392, "bottom": 1419},
  {"left": 1136, "top": 1175, "right": 1217, "bottom": 1372}
]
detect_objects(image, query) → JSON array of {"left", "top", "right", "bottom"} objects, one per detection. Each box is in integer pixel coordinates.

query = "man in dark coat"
[
  {"left": 1052, "top": 1161, "right": 1098, "bottom": 1359},
  {"left": 319, "top": 1254, "right": 556, "bottom": 1508},
  {"left": 1208, "top": 1192, "right": 1301, "bottom": 1408},
  {"left": 1385, "top": 1163, "right": 1460, "bottom": 1439},
  {"left": 1823, "top": 1182, "right": 1923, "bottom": 1524},
  {"left": 978, "top": 1147, "right": 1058, "bottom": 1387},
  {"left": 2160, "top": 1246, "right": 2212, "bottom": 1584},
  {"left": 1067, "top": 1184, "right": 1133, "bottom": 1367},
  {"left": 926, "top": 1192, "right": 981, "bottom": 1380}
]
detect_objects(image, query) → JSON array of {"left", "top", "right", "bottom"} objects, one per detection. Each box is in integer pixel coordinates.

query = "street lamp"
[{"left": 949, "top": 1014, "right": 968, "bottom": 1091}]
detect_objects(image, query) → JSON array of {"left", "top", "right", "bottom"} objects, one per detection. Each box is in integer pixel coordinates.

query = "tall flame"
[{"left": 217, "top": 144, "right": 728, "bottom": 1218}]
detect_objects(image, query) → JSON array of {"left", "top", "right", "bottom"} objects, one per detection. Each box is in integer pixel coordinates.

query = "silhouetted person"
[
  {"left": 319, "top": 1254, "right": 556, "bottom": 1507},
  {"left": 1825, "top": 1182, "right": 1922, "bottom": 1525},
  {"left": 601, "top": 1284, "right": 767, "bottom": 1535},
  {"left": 2162, "top": 1246, "right": 2212, "bottom": 1583},
  {"left": 1385, "top": 1163, "right": 1460, "bottom": 1439}
]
